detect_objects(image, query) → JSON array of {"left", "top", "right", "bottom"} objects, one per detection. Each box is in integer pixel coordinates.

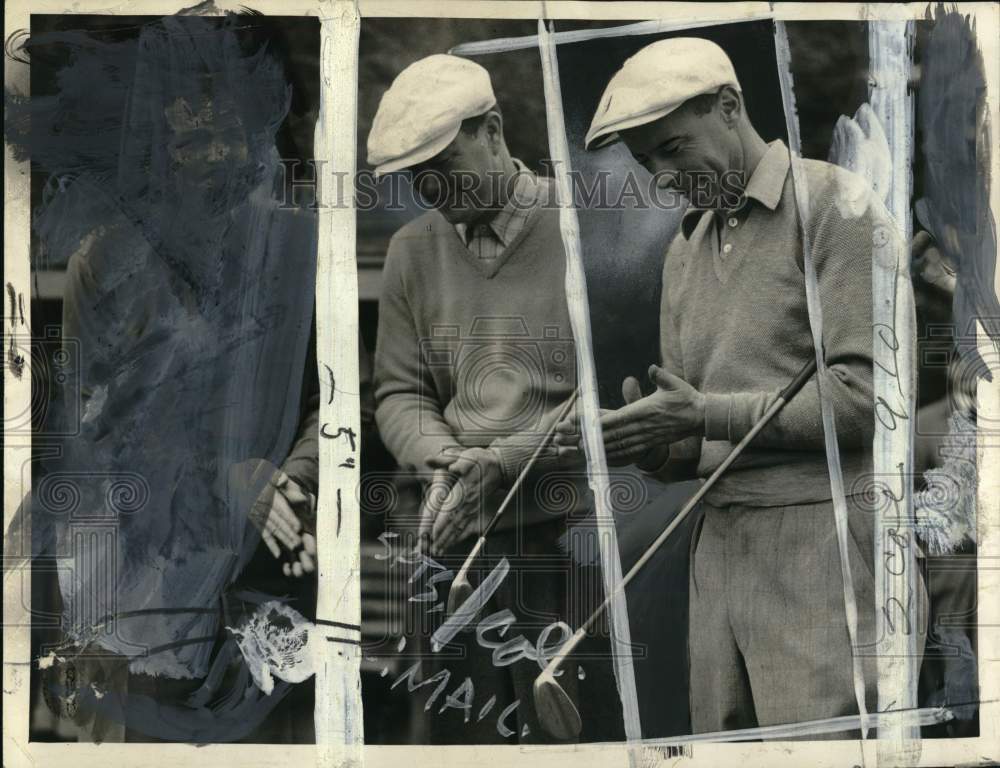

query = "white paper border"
[{"left": 4, "top": 3, "right": 998, "bottom": 767}]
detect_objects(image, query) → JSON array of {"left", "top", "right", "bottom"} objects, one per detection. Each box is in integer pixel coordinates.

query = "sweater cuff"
[
  {"left": 281, "top": 454, "right": 318, "bottom": 496},
  {"left": 728, "top": 392, "right": 777, "bottom": 442},
  {"left": 704, "top": 393, "right": 733, "bottom": 441},
  {"left": 491, "top": 440, "right": 561, "bottom": 486},
  {"left": 704, "top": 392, "right": 775, "bottom": 442},
  {"left": 492, "top": 442, "right": 533, "bottom": 485}
]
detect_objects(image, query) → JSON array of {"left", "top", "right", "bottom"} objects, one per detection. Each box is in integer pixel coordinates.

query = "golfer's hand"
[
  {"left": 552, "top": 401, "right": 612, "bottom": 456},
  {"left": 613, "top": 375, "right": 671, "bottom": 470},
  {"left": 249, "top": 469, "right": 317, "bottom": 578},
  {"left": 430, "top": 447, "right": 503, "bottom": 554},
  {"left": 415, "top": 465, "right": 455, "bottom": 555},
  {"left": 599, "top": 366, "right": 705, "bottom": 465}
]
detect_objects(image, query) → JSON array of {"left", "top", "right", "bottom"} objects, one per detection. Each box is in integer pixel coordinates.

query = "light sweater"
[
  {"left": 374, "top": 178, "right": 584, "bottom": 525},
  {"left": 658, "top": 140, "right": 880, "bottom": 506}
]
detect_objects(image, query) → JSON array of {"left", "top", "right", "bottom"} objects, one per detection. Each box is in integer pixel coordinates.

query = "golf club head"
[
  {"left": 533, "top": 668, "right": 581, "bottom": 740},
  {"left": 446, "top": 576, "right": 474, "bottom": 615}
]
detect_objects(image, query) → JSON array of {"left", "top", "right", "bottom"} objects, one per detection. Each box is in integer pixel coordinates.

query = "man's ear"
[
  {"left": 717, "top": 86, "right": 742, "bottom": 127},
  {"left": 484, "top": 110, "right": 504, "bottom": 153}
]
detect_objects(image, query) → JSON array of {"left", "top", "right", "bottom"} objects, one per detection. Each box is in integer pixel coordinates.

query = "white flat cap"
[
  {"left": 367, "top": 54, "right": 497, "bottom": 176},
  {"left": 585, "top": 38, "right": 741, "bottom": 150}
]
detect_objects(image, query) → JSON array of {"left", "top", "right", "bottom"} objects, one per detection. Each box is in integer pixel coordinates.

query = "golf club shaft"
[
  {"left": 450, "top": 388, "right": 580, "bottom": 578},
  {"left": 479, "top": 387, "right": 581, "bottom": 540},
  {"left": 545, "top": 357, "right": 818, "bottom": 666}
]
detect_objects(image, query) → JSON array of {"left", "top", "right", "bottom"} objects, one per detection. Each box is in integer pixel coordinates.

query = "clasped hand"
[
  {"left": 245, "top": 462, "right": 317, "bottom": 578},
  {"left": 418, "top": 446, "right": 503, "bottom": 556}
]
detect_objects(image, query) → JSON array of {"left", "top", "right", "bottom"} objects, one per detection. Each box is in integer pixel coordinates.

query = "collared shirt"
[
  {"left": 454, "top": 159, "right": 538, "bottom": 262},
  {"left": 659, "top": 139, "right": 881, "bottom": 506},
  {"left": 679, "top": 139, "right": 790, "bottom": 279}
]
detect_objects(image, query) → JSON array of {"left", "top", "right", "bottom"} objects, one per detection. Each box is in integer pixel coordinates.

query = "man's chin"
[{"left": 438, "top": 207, "right": 480, "bottom": 225}]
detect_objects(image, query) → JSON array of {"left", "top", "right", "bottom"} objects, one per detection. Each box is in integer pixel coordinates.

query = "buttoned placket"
[{"left": 718, "top": 212, "right": 741, "bottom": 260}]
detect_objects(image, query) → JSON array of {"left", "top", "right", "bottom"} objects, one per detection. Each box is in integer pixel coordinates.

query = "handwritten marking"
[
  {"left": 326, "top": 635, "right": 361, "bottom": 646},
  {"left": 324, "top": 364, "right": 335, "bottom": 405},
  {"left": 336, "top": 488, "right": 342, "bottom": 537},
  {"left": 477, "top": 694, "right": 496, "bottom": 721},
  {"left": 8, "top": 337, "right": 25, "bottom": 378},
  {"left": 6, "top": 282, "right": 16, "bottom": 326},
  {"left": 496, "top": 700, "right": 519, "bottom": 738},
  {"left": 315, "top": 619, "right": 361, "bottom": 632},
  {"left": 438, "top": 677, "right": 475, "bottom": 722},
  {"left": 873, "top": 318, "right": 915, "bottom": 643},
  {"left": 320, "top": 424, "right": 357, "bottom": 451},
  {"left": 431, "top": 558, "right": 510, "bottom": 651}
]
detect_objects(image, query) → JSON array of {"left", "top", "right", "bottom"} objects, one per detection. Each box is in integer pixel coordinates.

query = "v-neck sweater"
[{"left": 374, "top": 178, "right": 579, "bottom": 488}]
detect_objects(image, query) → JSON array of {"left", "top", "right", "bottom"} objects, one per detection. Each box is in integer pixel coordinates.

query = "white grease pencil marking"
[
  {"left": 639, "top": 705, "right": 951, "bottom": 747},
  {"left": 450, "top": 15, "right": 773, "bottom": 56},
  {"left": 537, "top": 18, "right": 643, "bottom": 748},
  {"left": 314, "top": 2, "right": 364, "bottom": 765},
  {"left": 430, "top": 558, "right": 509, "bottom": 651},
  {"left": 868, "top": 19, "right": 922, "bottom": 767},
  {"left": 773, "top": 20, "right": 870, "bottom": 745}
]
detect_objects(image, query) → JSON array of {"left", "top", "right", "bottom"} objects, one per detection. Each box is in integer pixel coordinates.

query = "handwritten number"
[{"left": 875, "top": 397, "right": 909, "bottom": 431}]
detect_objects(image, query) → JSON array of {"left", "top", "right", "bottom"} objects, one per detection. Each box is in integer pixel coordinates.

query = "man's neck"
[
  {"left": 472, "top": 155, "right": 520, "bottom": 227},
  {"left": 739, "top": 129, "right": 770, "bottom": 190},
  {"left": 702, "top": 128, "right": 769, "bottom": 213}
]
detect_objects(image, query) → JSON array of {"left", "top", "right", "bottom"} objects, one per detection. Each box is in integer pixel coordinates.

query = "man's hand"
[
  {"left": 552, "top": 401, "right": 609, "bottom": 458},
  {"left": 249, "top": 468, "right": 317, "bottom": 578},
  {"left": 415, "top": 466, "right": 454, "bottom": 555},
  {"left": 555, "top": 365, "right": 705, "bottom": 469},
  {"left": 600, "top": 365, "right": 706, "bottom": 463},
  {"left": 614, "top": 375, "right": 670, "bottom": 470},
  {"left": 554, "top": 366, "right": 705, "bottom": 467},
  {"left": 426, "top": 447, "right": 503, "bottom": 554}
]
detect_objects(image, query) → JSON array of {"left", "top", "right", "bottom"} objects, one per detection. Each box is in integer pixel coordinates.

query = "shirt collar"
[
  {"left": 743, "top": 139, "right": 790, "bottom": 212},
  {"left": 455, "top": 159, "right": 538, "bottom": 245},
  {"left": 680, "top": 139, "right": 790, "bottom": 240}
]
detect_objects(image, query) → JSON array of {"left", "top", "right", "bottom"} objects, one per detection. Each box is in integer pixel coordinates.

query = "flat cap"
[
  {"left": 367, "top": 54, "right": 497, "bottom": 176},
  {"left": 585, "top": 38, "right": 741, "bottom": 150}
]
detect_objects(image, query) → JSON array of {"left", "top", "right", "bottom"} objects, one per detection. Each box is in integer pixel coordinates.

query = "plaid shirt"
[{"left": 454, "top": 160, "right": 538, "bottom": 262}]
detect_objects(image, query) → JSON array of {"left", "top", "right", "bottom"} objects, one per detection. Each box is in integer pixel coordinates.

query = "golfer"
[
  {"left": 368, "top": 54, "right": 621, "bottom": 743},
  {"left": 557, "top": 38, "right": 924, "bottom": 735}
]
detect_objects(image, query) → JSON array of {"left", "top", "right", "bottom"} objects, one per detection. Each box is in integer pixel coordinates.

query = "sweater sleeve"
[
  {"left": 373, "top": 235, "right": 459, "bottom": 472},
  {"left": 702, "top": 178, "right": 878, "bottom": 450},
  {"left": 281, "top": 395, "right": 319, "bottom": 494},
  {"left": 488, "top": 402, "right": 572, "bottom": 485},
  {"left": 280, "top": 314, "right": 320, "bottom": 495}
]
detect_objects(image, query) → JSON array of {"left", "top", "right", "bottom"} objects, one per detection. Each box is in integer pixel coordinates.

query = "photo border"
[{"left": 4, "top": 2, "right": 998, "bottom": 767}]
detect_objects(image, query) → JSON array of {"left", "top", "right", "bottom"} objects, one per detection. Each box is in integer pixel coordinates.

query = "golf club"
[
  {"left": 533, "top": 357, "right": 819, "bottom": 739},
  {"left": 445, "top": 388, "right": 581, "bottom": 615}
]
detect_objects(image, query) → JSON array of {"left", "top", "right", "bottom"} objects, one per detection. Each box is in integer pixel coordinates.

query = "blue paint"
[
  {"left": 8, "top": 14, "right": 318, "bottom": 742},
  {"left": 917, "top": 5, "right": 999, "bottom": 367}
]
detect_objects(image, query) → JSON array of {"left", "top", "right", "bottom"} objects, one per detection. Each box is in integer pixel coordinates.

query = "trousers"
[{"left": 688, "top": 494, "right": 926, "bottom": 738}]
